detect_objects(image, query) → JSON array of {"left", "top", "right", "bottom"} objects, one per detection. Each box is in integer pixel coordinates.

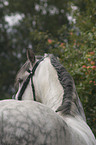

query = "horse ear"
[{"left": 27, "top": 49, "right": 35, "bottom": 64}]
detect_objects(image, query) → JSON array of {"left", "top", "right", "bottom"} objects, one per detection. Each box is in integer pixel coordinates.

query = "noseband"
[{"left": 15, "top": 58, "right": 44, "bottom": 101}]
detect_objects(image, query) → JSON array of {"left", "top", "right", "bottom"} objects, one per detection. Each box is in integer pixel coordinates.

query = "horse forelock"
[{"left": 50, "top": 55, "right": 86, "bottom": 121}]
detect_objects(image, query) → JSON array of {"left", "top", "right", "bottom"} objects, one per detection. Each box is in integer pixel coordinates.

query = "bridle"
[{"left": 14, "top": 58, "right": 44, "bottom": 101}]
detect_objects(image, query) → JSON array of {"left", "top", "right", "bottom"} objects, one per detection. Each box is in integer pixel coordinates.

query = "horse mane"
[{"left": 50, "top": 55, "right": 86, "bottom": 121}]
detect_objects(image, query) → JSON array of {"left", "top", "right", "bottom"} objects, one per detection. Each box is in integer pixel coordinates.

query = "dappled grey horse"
[{"left": 0, "top": 49, "right": 96, "bottom": 145}]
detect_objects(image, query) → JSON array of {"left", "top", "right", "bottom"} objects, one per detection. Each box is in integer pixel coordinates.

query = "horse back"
[{"left": 0, "top": 100, "right": 70, "bottom": 145}]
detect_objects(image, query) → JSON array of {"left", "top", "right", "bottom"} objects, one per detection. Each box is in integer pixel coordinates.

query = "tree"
[
  {"left": 0, "top": 0, "right": 72, "bottom": 98},
  {"left": 46, "top": 0, "right": 96, "bottom": 136}
]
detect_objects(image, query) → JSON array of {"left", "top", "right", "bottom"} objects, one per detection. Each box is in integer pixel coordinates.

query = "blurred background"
[{"left": 0, "top": 0, "right": 96, "bottom": 136}]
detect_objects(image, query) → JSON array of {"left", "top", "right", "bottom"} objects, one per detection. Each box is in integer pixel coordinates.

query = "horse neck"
[
  {"left": 33, "top": 57, "right": 64, "bottom": 112},
  {"left": 33, "top": 57, "right": 86, "bottom": 121}
]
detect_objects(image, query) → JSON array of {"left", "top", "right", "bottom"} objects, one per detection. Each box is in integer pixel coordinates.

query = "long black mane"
[{"left": 50, "top": 55, "right": 86, "bottom": 121}]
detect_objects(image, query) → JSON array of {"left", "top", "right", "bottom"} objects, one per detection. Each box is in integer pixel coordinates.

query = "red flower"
[
  {"left": 82, "top": 65, "right": 86, "bottom": 68},
  {"left": 74, "top": 43, "right": 76, "bottom": 46},
  {"left": 91, "top": 61, "right": 95, "bottom": 65},
  {"left": 48, "top": 39, "right": 52, "bottom": 44},
  {"left": 87, "top": 66, "right": 91, "bottom": 69},
  {"left": 89, "top": 81, "right": 92, "bottom": 84},
  {"left": 70, "top": 32, "right": 73, "bottom": 35},
  {"left": 88, "top": 58, "right": 91, "bottom": 62},
  {"left": 88, "top": 52, "right": 95, "bottom": 55},
  {"left": 60, "top": 43, "right": 64, "bottom": 46},
  {"left": 91, "top": 66, "right": 96, "bottom": 69}
]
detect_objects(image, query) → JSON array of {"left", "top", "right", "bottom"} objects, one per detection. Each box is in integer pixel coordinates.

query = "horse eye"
[{"left": 18, "top": 78, "right": 23, "bottom": 83}]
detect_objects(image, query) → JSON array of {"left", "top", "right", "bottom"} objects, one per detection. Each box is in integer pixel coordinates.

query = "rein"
[{"left": 17, "top": 58, "right": 44, "bottom": 101}]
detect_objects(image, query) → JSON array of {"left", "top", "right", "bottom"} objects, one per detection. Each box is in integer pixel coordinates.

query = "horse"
[
  {"left": 0, "top": 49, "right": 96, "bottom": 145},
  {"left": 14, "top": 49, "right": 96, "bottom": 144}
]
